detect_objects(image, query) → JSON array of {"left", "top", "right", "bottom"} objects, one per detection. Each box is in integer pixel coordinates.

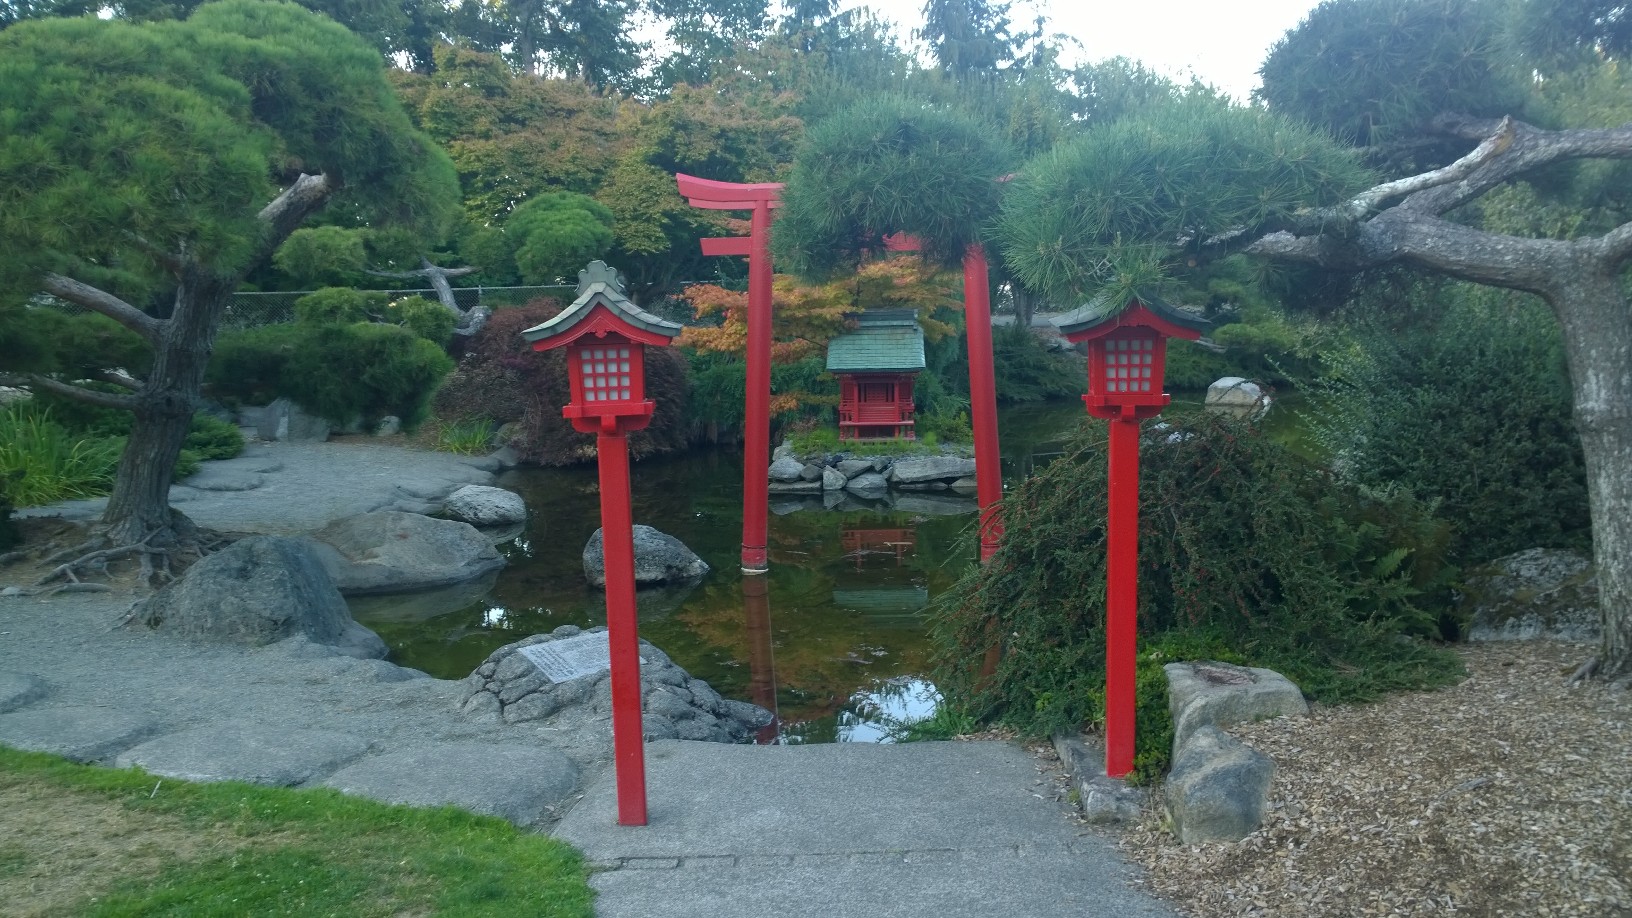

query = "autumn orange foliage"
[{"left": 678, "top": 255, "right": 961, "bottom": 361}]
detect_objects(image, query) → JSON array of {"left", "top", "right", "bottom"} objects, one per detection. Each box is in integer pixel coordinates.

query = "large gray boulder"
[
  {"left": 324, "top": 742, "right": 578, "bottom": 827},
  {"left": 139, "top": 536, "right": 386, "bottom": 659},
  {"left": 889, "top": 455, "right": 977, "bottom": 484},
  {"left": 1164, "top": 726, "right": 1275, "bottom": 844},
  {"left": 307, "top": 511, "right": 506, "bottom": 596},
  {"left": 442, "top": 484, "right": 527, "bottom": 526},
  {"left": 456, "top": 626, "right": 773, "bottom": 745},
  {"left": 583, "top": 524, "right": 709, "bottom": 587},
  {"left": 1461, "top": 548, "right": 1600, "bottom": 641},
  {"left": 1166, "top": 661, "right": 1308, "bottom": 751}
]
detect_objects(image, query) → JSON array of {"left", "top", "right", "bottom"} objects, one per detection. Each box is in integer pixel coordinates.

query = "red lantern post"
[
  {"left": 1056, "top": 293, "right": 1209, "bottom": 778},
  {"left": 522, "top": 262, "right": 683, "bottom": 826}
]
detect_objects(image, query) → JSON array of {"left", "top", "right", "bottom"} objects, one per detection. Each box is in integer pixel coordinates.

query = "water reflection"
[
  {"left": 349, "top": 401, "right": 1093, "bottom": 742},
  {"left": 834, "top": 677, "right": 941, "bottom": 744}
]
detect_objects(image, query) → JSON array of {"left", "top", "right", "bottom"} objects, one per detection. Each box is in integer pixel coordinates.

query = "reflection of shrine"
[
  {"left": 840, "top": 527, "right": 917, "bottom": 570},
  {"left": 742, "top": 577, "right": 780, "bottom": 744}
]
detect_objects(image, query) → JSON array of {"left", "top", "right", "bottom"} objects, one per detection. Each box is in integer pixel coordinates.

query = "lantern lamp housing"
[
  {"left": 1054, "top": 292, "right": 1211, "bottom": 421},
  {"left": 520, "top": 261, "right": 682, "bottom": 434}
]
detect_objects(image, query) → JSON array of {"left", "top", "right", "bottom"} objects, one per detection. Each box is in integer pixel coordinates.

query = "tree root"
[
  {"left": 1567, "top": 657, "right": 1601, "bottom": 684},
  {"left": 28, "top": 525, "right": 233, "bottom": 590}
]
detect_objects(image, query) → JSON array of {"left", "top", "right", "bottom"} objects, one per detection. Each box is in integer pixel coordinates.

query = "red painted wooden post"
[
  {"left": 1057, "top": 294, "right": 1209, "bottom": 779},
  {"left": 1104, "top": 414, "right": 1141, "bottom": 776},
  {"left": 596, "top": 429, "right": 648, "bottom": 824},
  {"left": 742, "top": 202, "right": 774, "bottom": 572},
  {"left": 962, "top": 245, "right": 1005, "bottom": 562},
  {"left": 521, "top": 262, "right": 684, "bottom": 826}
]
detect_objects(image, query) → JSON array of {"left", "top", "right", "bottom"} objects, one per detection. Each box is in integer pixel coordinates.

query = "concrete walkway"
[{"left": 555, "top": 740, "right": 1179, "bottom": 918}]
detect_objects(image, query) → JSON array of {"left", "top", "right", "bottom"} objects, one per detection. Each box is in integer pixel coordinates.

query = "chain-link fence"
[
  {"left": 40, "top": 285, "right": 582, "bottom": 330},
  {"left": 219, "top": 285, "right": 579, "bottom": 329}
]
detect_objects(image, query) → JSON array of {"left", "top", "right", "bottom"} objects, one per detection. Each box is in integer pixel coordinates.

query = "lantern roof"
[
  {"left": 825, "top": 309, "right": 926, "bottom": 373},
  {"left": 1053, "top": 289, "right": 1211, "bottom": 342},
  {"left": 520, "top": 261, "right": 682, "bottom": 349}
]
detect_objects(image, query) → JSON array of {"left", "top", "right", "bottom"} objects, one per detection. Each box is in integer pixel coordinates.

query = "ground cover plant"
[
  {"left": 930, "top": 413, "right": 1463, "bottom": 781},
  {"left": 0, "top": 746, "right": 594, "bottom": 918}
]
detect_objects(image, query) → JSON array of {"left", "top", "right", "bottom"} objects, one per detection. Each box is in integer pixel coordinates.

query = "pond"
[
  {"left": 350, "top": 400, "right": 1093, "bottom": 744},
  {"left": 351, "top": 392, "right": 1308, "bottom": 744}
]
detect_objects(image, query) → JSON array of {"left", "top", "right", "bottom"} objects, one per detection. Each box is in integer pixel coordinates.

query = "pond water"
[
  {"left": 350, "top": 392, "right": 1307, "bottom": 744},
  {"left": 350, "top": 400, "right": 1094, "bottom": 744}
]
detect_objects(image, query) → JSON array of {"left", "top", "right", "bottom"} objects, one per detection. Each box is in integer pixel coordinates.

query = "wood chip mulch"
[{"left": 1119, "top": 641, "right": 1631, "bottom": 918}]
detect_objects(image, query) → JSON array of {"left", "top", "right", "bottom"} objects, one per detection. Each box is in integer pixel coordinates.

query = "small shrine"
[{"left": 826, "top": 310, "right": 925, "bottom": 441}]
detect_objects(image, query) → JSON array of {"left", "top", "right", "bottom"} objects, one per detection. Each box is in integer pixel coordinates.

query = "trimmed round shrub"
[
  {"left": 386, "top": 295, "right": 457, "bottom": 346},
  {"left": 292, "top": 287, "right": 385, "bottom": 325}
]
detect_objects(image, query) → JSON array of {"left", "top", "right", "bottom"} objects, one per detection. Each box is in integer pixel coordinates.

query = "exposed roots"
[
  {"left": 1567, "top": 657, "right": 1601, "bottom": 684},
  {"left": 23, "top": 522, "right": 232, "bottom": 592}
]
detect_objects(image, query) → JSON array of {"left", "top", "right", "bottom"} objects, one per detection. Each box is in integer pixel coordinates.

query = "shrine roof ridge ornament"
[
  {"left": 1053, "top": 289, "right": 1212, "bottom": 340},
  {"left": 519, "top": 260, "right": 682, "bottom": 348}
]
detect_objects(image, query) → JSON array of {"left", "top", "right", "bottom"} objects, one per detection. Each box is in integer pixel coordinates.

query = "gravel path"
[
  {"left": 15, "top": 436, "right": 500, "bottom": 534},
  {"left": 1123, "top": 641, "right": 1632, "bottom": 917}
]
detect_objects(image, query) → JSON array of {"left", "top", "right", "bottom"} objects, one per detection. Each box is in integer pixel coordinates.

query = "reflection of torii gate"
[{"left": 677, "top": 173, "right": 1005, "bottom": 571}]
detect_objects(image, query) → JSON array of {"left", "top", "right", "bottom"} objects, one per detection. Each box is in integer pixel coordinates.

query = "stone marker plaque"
[{"left": 517, "top": 632, "right": 616, "bottom": 684}]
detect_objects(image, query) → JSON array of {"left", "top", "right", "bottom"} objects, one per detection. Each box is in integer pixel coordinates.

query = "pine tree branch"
[
  {"left": 40, "top": 274, "right": 162, "bottom": 344},
  {"left": 256, "top": 173, "right": 336, "bottom": 261},
  {"left": 0, "top": 373, "right": 140, "bottom": 410},
  {"left": 1593, "top": 221, "right": 1632, "bottom": 268},
  {"left": 1402, "top": 117, "right": 1632, "bottom": 217},
  {"left": 93, "top": 370, "right": 144, "bottom": 391}
]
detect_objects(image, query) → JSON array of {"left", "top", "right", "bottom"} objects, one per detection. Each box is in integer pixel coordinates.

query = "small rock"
[
  {"left": 845, "top": 472, "right": 889, "bottom": 494},
  {"left": 798, "top": 463, "right": 825, "bottom": 482},
  {"left": 1165, "top": 661, "right": 1308, "bottom": 751},
  {"left": 583, "top": 525, "right": 709, "bottom": 587},
  {"left": 374, "top": 416, "right": 402, "bottom": 437},
  {"left": 836, "top": 459, "right": 874, "bottom": 479},
  {"left": 768, "top": 456, "right": 805, "bottom": 482},
  {"left": 1462, "top": 548, "right": 1600, "bottom": 641},
  {"left": 821, "top": 467, "right": 847, "bottom": 491},
  {"left": 1164, "top": 726, "right": 1274, "bottom": 844},
  {"left": 443, "top": 485, "right": 527, "bottom": 526}
]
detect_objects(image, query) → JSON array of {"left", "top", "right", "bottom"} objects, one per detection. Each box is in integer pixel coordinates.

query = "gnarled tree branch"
[
  {"left": 256, "top": 173, "right": 336, "bottom": 261},
  {"left": 41, "top": 274, "right": 162, "bottom": 344},
  {"left": 1403, "top": 117, "right": 1632, "bottom": 217},
  {"left": 0, "top": 373, "right": 140, "bottom": 410}
]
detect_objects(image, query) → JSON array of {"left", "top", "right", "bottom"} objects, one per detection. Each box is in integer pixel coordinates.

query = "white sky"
[{"left": 842, "top": 0, "right": 1325, "bottom": 101}]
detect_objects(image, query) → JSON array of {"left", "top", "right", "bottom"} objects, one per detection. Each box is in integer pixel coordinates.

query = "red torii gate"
[{"left": 676, "top": 173, "right": 1005, "bottom": 570}]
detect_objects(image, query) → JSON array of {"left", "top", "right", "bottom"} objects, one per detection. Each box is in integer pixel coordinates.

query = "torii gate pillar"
[{"left": 678, "top": 174, "right": 781, "bottom": 573}]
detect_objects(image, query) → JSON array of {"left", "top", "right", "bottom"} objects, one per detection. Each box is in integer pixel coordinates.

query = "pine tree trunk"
[
  {"left": 102, "top": 270, "right": 232, "bottom": 546},
  {"left": 1553, "top": 272, "right": 1632, "bottom": 678}
]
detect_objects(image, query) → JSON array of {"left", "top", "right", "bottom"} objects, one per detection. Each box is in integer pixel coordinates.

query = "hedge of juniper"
[{"left": 929, "top": 412, "right": 1463, "bottom": 781}]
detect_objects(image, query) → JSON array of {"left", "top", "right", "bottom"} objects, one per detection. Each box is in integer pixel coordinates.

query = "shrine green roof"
[
  {"left": 1053, "top": 289, "right": 1211, "bottom": 338},
  {"left": 825, "top": 311, "right": 926, "bottom": 373}
]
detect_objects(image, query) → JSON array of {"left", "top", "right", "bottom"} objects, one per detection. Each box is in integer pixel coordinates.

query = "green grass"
[
  {"left": 434, "top": 417, "right": 495, "bottom": 455},
  {"left": 0, "top": 404, "right": 124, "bottom": 506},
  {"left": 0, "top": 746, "right": 595, "bottom": 918},
  {"left": 787, "top": 427, "right": 952, "bottom": 457}
]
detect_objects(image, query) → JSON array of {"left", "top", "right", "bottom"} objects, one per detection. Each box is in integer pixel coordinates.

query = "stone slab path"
[{"left": 555, "top": 740, "right": 1179, "bottom": 918}]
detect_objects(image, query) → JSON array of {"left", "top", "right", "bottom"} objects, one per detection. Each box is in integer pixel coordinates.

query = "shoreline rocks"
[
  {"left": 456, "top": 626, "right": 773, "bottom": 744},
  {"left": 766, "top": 440, "right": 979, "bottom": 505}
]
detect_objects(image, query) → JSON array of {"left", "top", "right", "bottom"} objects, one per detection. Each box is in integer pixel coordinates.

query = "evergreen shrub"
[
  {"left": 292, "top": 287, "right": 385, "bottom": 325},
  {"left": 930, "top": 413, "right": 1463, "bottom": 780},
  {"left": 386, "top": 295, "right": 456, "bottom": 347},
  {"left": 209, "top": 322, "right": 453, "bottom": 429},
  {"left": 1306, "top": 290, "right": 1589, "bottom": 565}
]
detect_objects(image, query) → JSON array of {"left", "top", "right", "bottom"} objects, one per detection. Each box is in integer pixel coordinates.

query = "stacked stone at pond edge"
[{"left": 456, "top": 626, "right": 773, "bottom": 743}]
